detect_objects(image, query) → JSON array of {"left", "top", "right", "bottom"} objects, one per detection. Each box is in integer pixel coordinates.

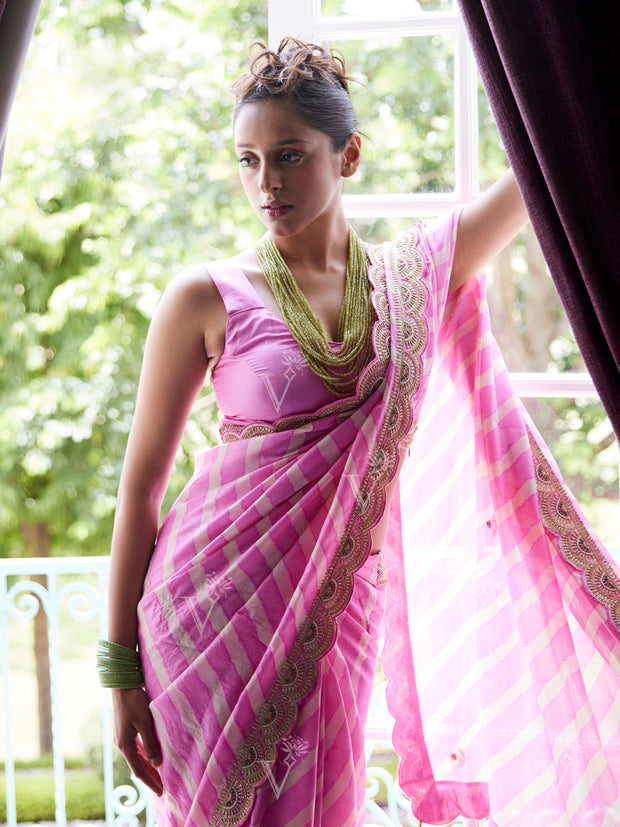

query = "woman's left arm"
[{"left": 450, "top": 168, "right": 530, "bottom": 292}]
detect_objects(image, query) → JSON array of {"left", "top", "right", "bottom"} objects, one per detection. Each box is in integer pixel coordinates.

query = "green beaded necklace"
[{"left": 254, "top": 227, "right": 374, "bottom": 396}]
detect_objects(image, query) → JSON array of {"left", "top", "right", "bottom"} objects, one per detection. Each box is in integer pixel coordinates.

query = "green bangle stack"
[{"left": 96, "top": 639, "right": 145, "bottom": 689}]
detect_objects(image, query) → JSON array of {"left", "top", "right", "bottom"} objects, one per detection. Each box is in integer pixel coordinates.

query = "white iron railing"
[
  {"left": 0, "top": 557, "right": 155, "bottom": 827},
  {"left": 1, "top": 556, "right": 484, "bottom": 827}
]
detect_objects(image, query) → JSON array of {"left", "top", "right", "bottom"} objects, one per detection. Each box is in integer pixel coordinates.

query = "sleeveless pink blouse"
[{"left": 207, "top": 266, "right": 342, "bottom": 425}]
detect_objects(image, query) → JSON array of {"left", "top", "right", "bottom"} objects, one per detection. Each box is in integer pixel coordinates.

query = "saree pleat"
[
  {"left": 140, "top": 414, "right": 378, "bottom": 821},
  {"left": 138, "top": 208, "right": 620, "bottom": 826},
  {"left": 243, "top": 554, "right": 385, "bottom": 827}
]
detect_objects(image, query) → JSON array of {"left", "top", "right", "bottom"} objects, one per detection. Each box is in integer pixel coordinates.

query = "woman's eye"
[
  {"left": 238, "top": 157, "right": 255, "bottom": 167},
  {"left": 281, "top": 152, "right": 302, "bottom": 163}
]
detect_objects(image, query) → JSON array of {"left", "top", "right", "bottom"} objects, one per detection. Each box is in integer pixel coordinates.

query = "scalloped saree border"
[
  {"left": 528, "top": 425, "right": 620, "bottom": 632},
  {"left": 210, "top": 234, "right": 427, "bottom": 826}
]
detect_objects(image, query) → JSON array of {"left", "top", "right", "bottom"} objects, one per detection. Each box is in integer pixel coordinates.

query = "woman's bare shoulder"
[
  {"left": 152, "top": 262, "right": 227, "bottom": 337},
  {"left": 159, "top": 258, "right": 233, "bottom": 315},
  {"left": 166, "top": 249, "right": 260, "bottom": 295},
  {"left": 164, "top": 260, "right": 222, "bottom": 298}
]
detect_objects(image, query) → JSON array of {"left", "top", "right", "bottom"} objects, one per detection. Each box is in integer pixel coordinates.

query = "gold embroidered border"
[
  {"left": 220, "top": 398, "right": 360, "bottom": 443},
  {"left": 211, "top": 233, "right": 427, "bottom": 826},
  {"left": 528, "top": 426, "right": 620, "bottom": 632}
]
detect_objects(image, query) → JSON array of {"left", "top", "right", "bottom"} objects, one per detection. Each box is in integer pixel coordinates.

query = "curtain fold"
[
  {"left": 0, "top": 0, "right": 43, "bottom": 179},
  {"left": 457, "top": 0, "right": 620, "bottom": 440}
]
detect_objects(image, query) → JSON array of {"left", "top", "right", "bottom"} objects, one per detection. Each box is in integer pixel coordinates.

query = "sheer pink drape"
[{"left": 383, "top": 265, "right": 620, "bottom": 825}]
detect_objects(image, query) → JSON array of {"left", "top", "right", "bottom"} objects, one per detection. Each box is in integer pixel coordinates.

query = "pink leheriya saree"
[{"left": 137, "top": 210, "right": 620, "bottom": 826}]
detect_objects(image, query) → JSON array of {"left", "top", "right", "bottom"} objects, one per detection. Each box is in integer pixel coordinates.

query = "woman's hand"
[{"left": 112, "top": 687, "right": 164, "bottom": 796}]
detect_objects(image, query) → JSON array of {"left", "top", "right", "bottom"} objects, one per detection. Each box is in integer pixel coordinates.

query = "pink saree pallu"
[{"left": 137, "top": 211, "right": 620, "bottom": 826}]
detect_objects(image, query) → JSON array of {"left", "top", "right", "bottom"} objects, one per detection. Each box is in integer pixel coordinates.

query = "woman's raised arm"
[{"left": 450, "top": 168, "right": 530, "bottom": 292}]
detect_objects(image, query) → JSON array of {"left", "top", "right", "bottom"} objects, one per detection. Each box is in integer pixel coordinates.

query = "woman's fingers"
[
  {"left": 133, "top": 696, "right": 163, "bottom": 768},
  {"left": 132, "top": 739, "right": 164, "bottom": 796},
  {"left": 112, "top": 688, "right": 164, "bottom": 796}
]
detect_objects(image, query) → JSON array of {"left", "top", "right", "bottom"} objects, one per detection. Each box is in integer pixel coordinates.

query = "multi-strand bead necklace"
[{"left": 254, "top": 227, "right": 374, "bottom": 396}]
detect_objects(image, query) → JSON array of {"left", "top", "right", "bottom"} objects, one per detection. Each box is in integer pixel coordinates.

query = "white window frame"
[
  {"left": 268, "top": 0, "right": 478, "bottom": 216},
  {"left": 266, "top": 0, "right": 599, "bottom": 405}
]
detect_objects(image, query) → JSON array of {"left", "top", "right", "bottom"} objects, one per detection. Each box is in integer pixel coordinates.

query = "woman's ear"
[{"left": 341, "top": 133, "right": 361, "bottom": 178}]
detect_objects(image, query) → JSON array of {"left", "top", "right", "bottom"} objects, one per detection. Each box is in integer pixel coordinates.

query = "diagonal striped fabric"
[{"left": 137, "top": 213, "right": 426, "bottom": 826}]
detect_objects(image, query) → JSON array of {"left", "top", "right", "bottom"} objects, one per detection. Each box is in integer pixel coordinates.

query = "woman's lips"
[{"left": 262, "top": 203, "right": 293, "bottom": 218}]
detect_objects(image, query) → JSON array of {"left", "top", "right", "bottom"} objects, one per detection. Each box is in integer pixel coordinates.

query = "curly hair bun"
[
  {"left": 232, "top": 37, "right": 358, "bottom": 151},
  {"left": 233, "top": 37, "right": 351, "bottom": 101}
]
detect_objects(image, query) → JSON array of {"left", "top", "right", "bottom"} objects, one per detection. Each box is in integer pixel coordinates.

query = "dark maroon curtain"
[
  {"left": 0, "top": 0, "right": 43, "bottom": 179},
  {"left": 457, "top": 0, "right": 620, "bottom": 441}
]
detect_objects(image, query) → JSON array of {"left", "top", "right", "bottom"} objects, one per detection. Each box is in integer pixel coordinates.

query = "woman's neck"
[{"left": 270, "top": 212, "right": 350, "bottom": 274}]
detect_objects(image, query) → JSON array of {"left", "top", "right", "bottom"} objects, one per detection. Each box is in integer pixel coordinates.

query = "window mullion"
[
  {"left": 268, "top": 1, "right": 461, "bottom": 43},
  {"left": 454, "top": 18, "right": 479, "bottom": 203},
  {"left": 342, "top": 192, "right": 461, "bottom": 219},
  {"left": 268, "top": 0, "right": 316, "bottom": 46},
  {"left": 311, "top": 12, "right": 460, "bottom": 41}
]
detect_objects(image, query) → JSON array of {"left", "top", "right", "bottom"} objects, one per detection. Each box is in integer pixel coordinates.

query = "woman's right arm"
[{"left": 107, "top": 264, "right": 226, "bottom": 794}]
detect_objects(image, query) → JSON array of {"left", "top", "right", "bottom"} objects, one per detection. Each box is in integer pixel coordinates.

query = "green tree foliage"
[
  {"left": 343, "top": 34, "right": 456, "bottom": 195},
  {"left": 0, "top": 0, "right": 267, "bottom": 557}
]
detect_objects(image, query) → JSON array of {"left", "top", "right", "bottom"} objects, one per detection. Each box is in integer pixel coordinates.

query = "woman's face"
[{"left": 233, "top": 98, "right": 359, "bottom": 240}]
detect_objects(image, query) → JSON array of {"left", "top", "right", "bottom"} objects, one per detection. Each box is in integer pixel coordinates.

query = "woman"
[{"left": 99, "top": 38, "right": 620, "bottom": 827}]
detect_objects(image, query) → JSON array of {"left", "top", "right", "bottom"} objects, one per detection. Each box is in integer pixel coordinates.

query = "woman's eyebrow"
[{"left": 235, "top": 138, "right": 312, "bottom": 149}]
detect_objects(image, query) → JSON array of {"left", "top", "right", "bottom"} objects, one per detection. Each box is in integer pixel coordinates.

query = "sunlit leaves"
[
  {"left": 1, "top": 1, "right": 267, "bottom": 556},
  {"left": 340, "top": 34, "right": 456, "bottom": 194}
]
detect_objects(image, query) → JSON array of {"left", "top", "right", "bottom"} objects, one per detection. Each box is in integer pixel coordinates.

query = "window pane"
[
  {"left": 523, "top": 398, "right": 620, "bottom": 546},
  {"left": 477, "top": 87, "right": 583, "bottom": 376},
  {"left": 486, "top": 227, "right": 584, "bottom": 374},
  {"left": 478, "top": 75, "right": 509, "bottom": 188},
  {"left": 322, "top": 0, "right": 454, "bottom": 15},
  {"left": 333, "top": 35, "right": 455, "bottom": 195}
]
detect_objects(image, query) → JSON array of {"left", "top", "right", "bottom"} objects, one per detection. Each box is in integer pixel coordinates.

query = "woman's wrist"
[{"left": 96, "top": 638, "right": 145, "bottom": 689}]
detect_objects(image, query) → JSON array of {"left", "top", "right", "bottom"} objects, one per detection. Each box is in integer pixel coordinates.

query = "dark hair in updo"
[{"left": 232, "top": 37, "right": 358, "bottom": 151}]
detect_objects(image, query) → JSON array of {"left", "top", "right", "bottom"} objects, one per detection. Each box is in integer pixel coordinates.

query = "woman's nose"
[{"left": 259, "top": 163, "right": 281, "bottom": 193}]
